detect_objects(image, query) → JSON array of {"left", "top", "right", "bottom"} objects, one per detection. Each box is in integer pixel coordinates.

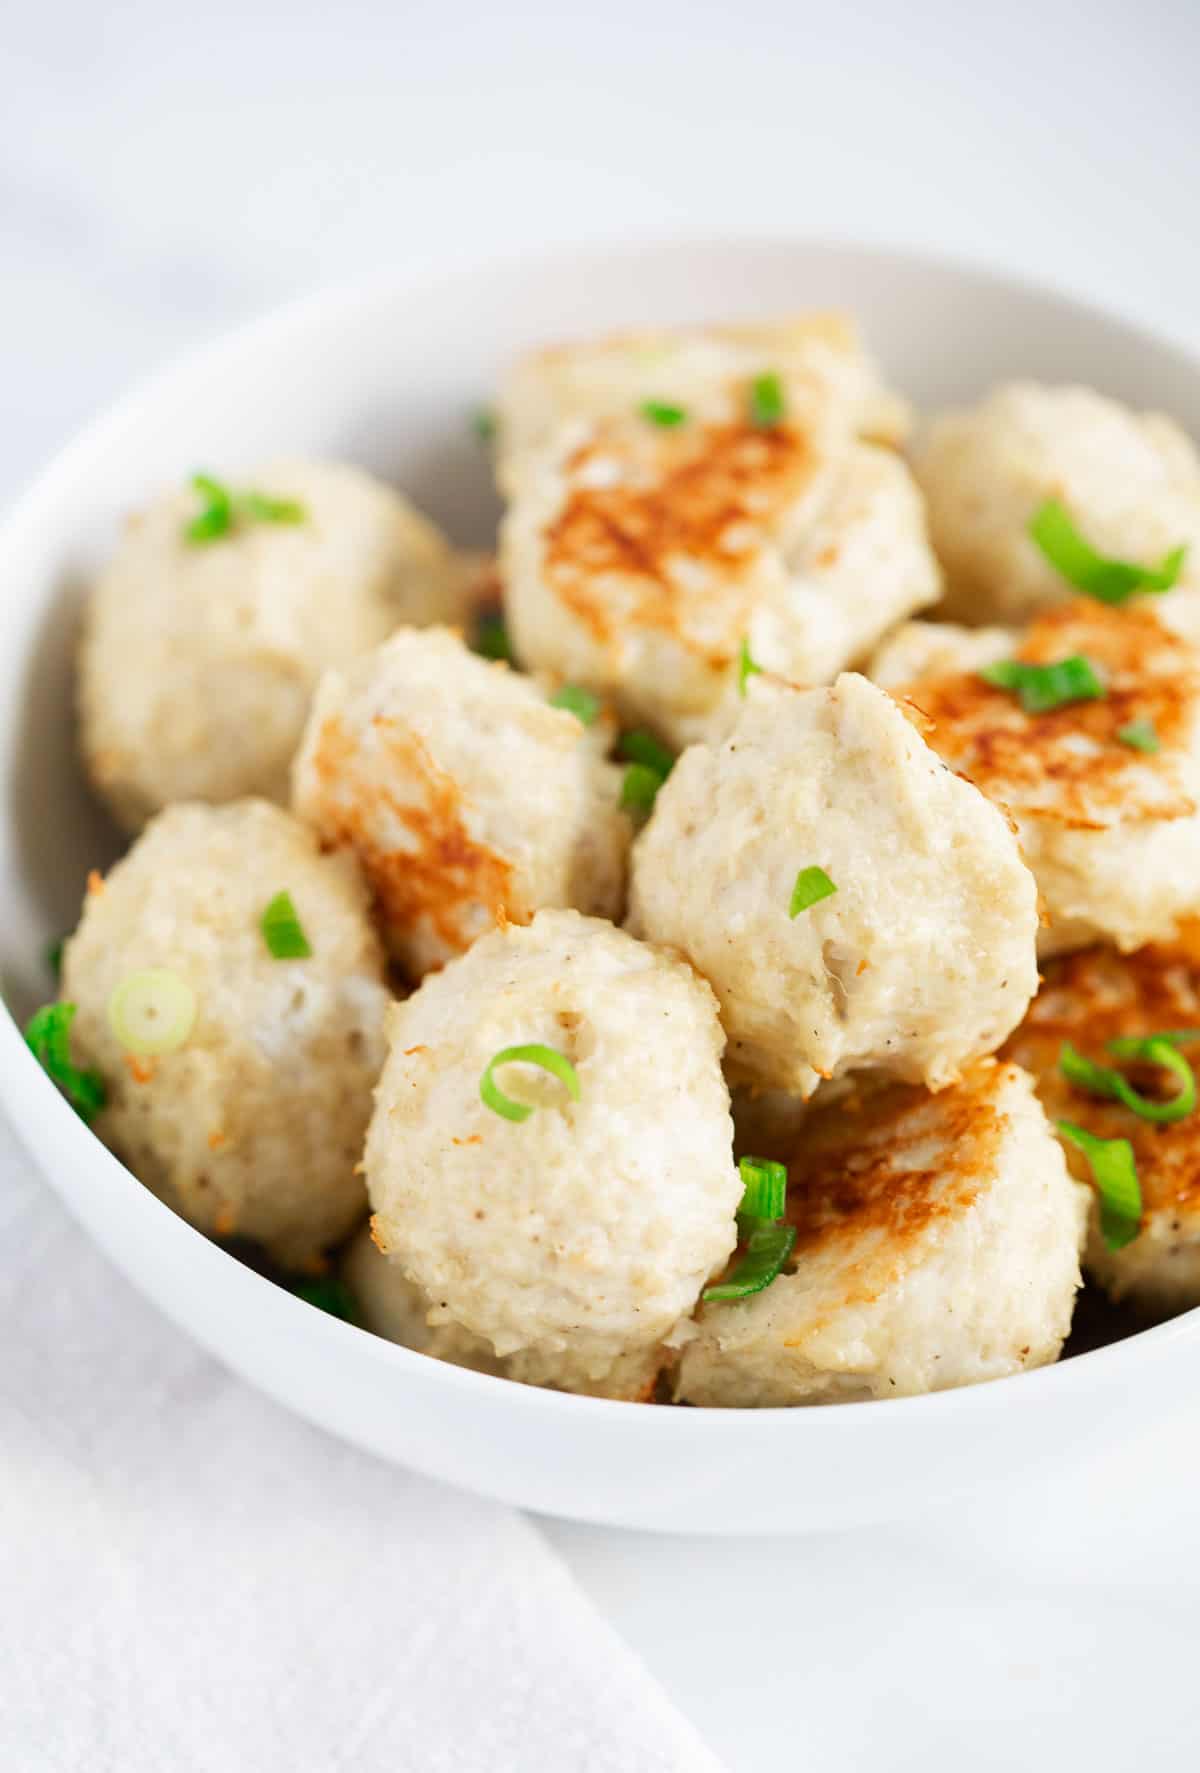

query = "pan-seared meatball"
[
  {"left": 494, "top": 311, "right": 909, "bottom": 497},
  {"left": 1003, "top": 938, "right": 1200, "bottom": 1316},
  {"left": 292, "top": 627, "right": 629, "bottom": 980},
  {"left": 363, "top": 910, "right": 741, "bottom": 1399},
  {"left": 914, "top": 383, "right": 1200, "bottom": 624},
  {"left": 872, "top": 599, "right": 1200, "bottom": 955},
  {"left": 627, "top": 673, "right": 1038, "bottom": 1096},
  {"left": 60, "top": 800, "right": 391, "bottom": 1268},
  {"left": 80, "top": 460, "right": 465, "bottom": 831},
  {"left": 341, "top": 1226, "right": 502, "bottom": 1373},
  {"left": 501, "top": 418, "right": 938, "bottom": 750},
  {"left": 675, "top": 1061, "right": 1086, "bottom": 1406}
]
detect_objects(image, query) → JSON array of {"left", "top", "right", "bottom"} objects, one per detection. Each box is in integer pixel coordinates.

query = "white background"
[{"left": 4, "top": 3, "right": 1200, "bottom": 1767}]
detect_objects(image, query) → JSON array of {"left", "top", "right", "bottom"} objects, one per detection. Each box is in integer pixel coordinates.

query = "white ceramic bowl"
[{"left": 4, "top": 239, "right": 1199, "bottom": 1534}]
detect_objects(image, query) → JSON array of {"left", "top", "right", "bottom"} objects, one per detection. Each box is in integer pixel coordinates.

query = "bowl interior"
[{"left": 3, "top": 238, "right": 1199, "bottom": 1528}]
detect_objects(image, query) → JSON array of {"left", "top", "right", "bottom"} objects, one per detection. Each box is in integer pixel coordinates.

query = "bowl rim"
[{"left": 3, "top": 230, "right": 1199, "bottom": 1436}]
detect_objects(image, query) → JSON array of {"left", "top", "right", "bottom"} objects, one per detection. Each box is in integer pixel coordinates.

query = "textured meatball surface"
[
  {"left": 341, "top": 1226, "right": 502, "bottom": 1373},
  {"left": 292, "top": 627, "right": 629, "bottom": 978},
  {"left": 676, "top": 1062, "right": 1086, "bottom": 1406},
  {"left": 363, "top": 911, "right": 741, "bottom": 1398},
  {"left": 80, "top": 460, "right": 462, "bottom": 830},
  {"left": 62, "top": 800, "right": 391, "bottom": 1267},
  {"left": 628, "top": 673, "right": 1039, "bottom": 1095}
]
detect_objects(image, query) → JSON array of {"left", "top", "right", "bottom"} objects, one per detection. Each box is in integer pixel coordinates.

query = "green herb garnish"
[
  {"left": 749, "top": 372, "right": 786, "bottom": 428},
  {"left": 472, "top": 610, "right": 512, "bottom": 663},
  {"left": 618, "top": 730, "right": 675, "bottom": 779},
  {"left": 480, "top": 1044, "right": 581, "bottom": 1124},
  {"left": 1057, "top": 1120, "right": 1142, "bottom": 1251},
  {"left": 1117, "top": 718, "right": 1160, "bottom": 754},
  {"left": 292, "top": 1276, "right": 358, "bottom": 1323},
  {"left": 549, "top": 684, "right": 601, "bottom": 726},
  {"left": 261, "top": 891, "right": 312, "bottom": 960},
  {"left": 1029, "top": 499, "right": 1186, "bottom": 604},
  {"left": 789, "top": 865, "right": 837, "bottom": 918},
  {"left": 703, "top": 1224, "right": 796, "bottom": 1301},
  {"left": 738, "top": 636, "right": 763, "bottom": 696},
  {"left": 473, "top": 407, "right": 497, "bottom": 443},
  {"left": 108, "top": 968, "right": 197, "bottom": 1055},
  {"left": 45, "top": 938, "right": 64, "bottom": 982},
  {"left": 620, "top": 762, "right": 666, "bottom": 814},
  {"left": 978, "top": 654, "right": 1105, "bottom": 714},
  {"left": 185, "top": 473, "right": 307, "bottom": 544},
  {"left": 1060, "top": 1035, "right": 1196, "bottom": 1125},
  {"left": 24, "top": 1002, "right": 106, "bottom": 1125},
  {"left": 736, "top": 1155, "right": 787, "bottom": 1227},
  {"left": 640, "top": 400, "right": 688, "bottom": 428}
]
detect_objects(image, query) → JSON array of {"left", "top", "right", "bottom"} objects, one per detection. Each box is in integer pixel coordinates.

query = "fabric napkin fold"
[{"left": 0, "top": 1120, "right": 724, "bottom": 1773}]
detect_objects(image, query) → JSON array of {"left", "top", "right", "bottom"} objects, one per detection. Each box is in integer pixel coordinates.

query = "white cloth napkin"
[{"left": 0, "top": 1120, "right": 724, "bottom": 1773}]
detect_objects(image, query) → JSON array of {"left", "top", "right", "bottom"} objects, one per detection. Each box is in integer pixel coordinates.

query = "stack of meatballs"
[{"left": 53, "top": 312, "right": 1200, "bottom": 1406}]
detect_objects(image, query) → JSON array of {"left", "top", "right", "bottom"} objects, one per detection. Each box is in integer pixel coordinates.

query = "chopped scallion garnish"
[
  {"left": 1057, "top": 1119, "right": 1142, "bottom": 1251},
  {"left": 978, "top": 654, "right": 1105, "bottom": 714},
  {"left": 639, "top": 400, "right": 688, "bottom": 428},
  {"left": 261, "top": 891, "right": 312, "bottom": 960},
  {"left": 620, "top": 762, "right": 665, "bottom": 814},
  {"left": 549, "top": 684, "right": 601, "bottom": 726},
  {"left": 1029, "top": 499, "right": 1186, "bottom": 604},
  {"left": 292, "top": 1276, "right": 358, "bottom": 1322},
  {"left": 749, "top": 372, "right": 786, "bottom": 428},
  {"left": 185, "top": 473, "right": 307, "bottom": 544},
  {"left": 480, "top": 1043, "right": 581, "bottom": 1123},
  {"left": 789, "top": 865, "right": 837, "bottom": 917},
  {"left": 618, "top": 730, "right": 675, "bottom": 779},
  {"left": 472, "top": 610, "right": 512, "bottom": 663},
  {"left": 703, "top": 1223, "right": 796, "bottom": 1301},
  {"left": 108, "top": 968, "right": 197, "bottom": 1055},
  {"left": 24, "top": 1002, "right": 106, "bottom": 1125},
  {"left": 1061, "top": 1036, "right": 1196, "bottom": 1125},
  {"left": 736, "top": 1154, "right": 787, "bottom": 1225},
  {"left": 738, "top": 636, "right": 763, "bottom": 696},
  {"left": 240, "top": 490, "right": 305, "bottom": 525},
  {"left": 1117, "top": 718, "right": 1160, "bottom": 754}
]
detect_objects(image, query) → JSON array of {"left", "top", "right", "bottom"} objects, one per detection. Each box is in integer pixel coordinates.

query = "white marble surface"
[{"left": 5, "top": 3, "right": 1200, "bottom": 1768}]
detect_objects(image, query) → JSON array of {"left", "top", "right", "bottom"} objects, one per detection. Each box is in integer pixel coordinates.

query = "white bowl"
[{"left": 4, "top": 238, "right": 1199, "bottom": 1534}]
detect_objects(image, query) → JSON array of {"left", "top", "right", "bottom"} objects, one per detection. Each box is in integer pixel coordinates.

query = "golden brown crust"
[
  {"left": 1003, "top": 938, "right": 1200, "bottom": 1220},
  {"left": 310, "top": 713, "right": 520, "bottom": 962},
  {"left": 543, "top": 416, "right": 821, "bottom": 662},
  {"left": 897, "top": 601, "right": 1199, "bottom": 828}
]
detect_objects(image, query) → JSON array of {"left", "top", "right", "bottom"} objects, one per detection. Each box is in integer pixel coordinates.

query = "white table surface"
[{"left": 5, "top": 4, "right": 1200, "bottom": 1767}]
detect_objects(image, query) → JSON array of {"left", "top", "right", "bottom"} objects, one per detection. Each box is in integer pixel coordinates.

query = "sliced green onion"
[
  {"left": 239, "top": 490, "right": 306, "bottom": 525},
  {"left": 549, "top": 684, "right": 601, "bottom": 726},
  {"left": 1057, "top": 1119, "right": 1142, "bottom": 1251},
  {"left": 261, "top": 891, "right": 312, "bottom": 960},
  {"left": 703, "top": 1223, "right": 796, "bottom": 1301},
  {"left": 24, "top": 1002, "right": 106, "bottom": 1124},
  {"left": 737, "top": 1155, "right": 787, "bottom": 1223},
  {"left": 1029, "top": 499, "right": 1186, "bottom": 604},
  {"left": 620, "top": 762, "right": 665, "bottom": 814},
  {"left": 108, "top": 968, "right": 197, "bottom": 1055},
  {"left": 749, "top": 372, "right": 786, "bottom": 428},
  {"left": 978, "top": 654, "right": 1105, "bottom": 714},
  {"left": 292, "top": 1276, "right": 358, "bottom": 1322},
  {"left": 473, "top": 407, "right": 497, "bottom": 443},
  {"left": 738, "top": 636, "right": 763, "bottom": 696},
  {"left": 789, "top": 865, "right": 837, "bottom": 917},
  {"left": 480, "top": 1043, "right": 581, "bottom": 1123},
  {"left": 639, "top": 399, "right": 688, "bottom": 428},
  {"left": 1060, "top": 1036, "right": 1196, "bottom": 1124},
  {"left": 186, "top": 473, "right": 234, "bottom": 543},
  {"left": 1117, "top": 718, "right": 1160, "bottom": 753},
  {"left": 618, "top": 730, "right": 675, "bottom": 779},
  {"left": 472, "top": 610, "right": 512, "bottom": 663}
]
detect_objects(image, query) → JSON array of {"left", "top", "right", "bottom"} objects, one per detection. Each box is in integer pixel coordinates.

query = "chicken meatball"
[
  {"left": 873, "top": 599, "right": 1200, "bottom": 955},
  {"left": 914, "top": 383, "right": 1200, "bottom": 625},
  {"left": 363, "top": 910, "right": 741, "bottom": 1399},
  {"left": 292, "top": 627, "right": 629, "bottom": 979},
  {"left": 675, "top": 1061, "right": 1086, "bottom": 1406},
  {"left": 627, "top": 672, "right": 1039, "bottom": 1096},
  {"left": 1003, "top": 938, "right": 1200, "bottom": 1316},
  {"left": 501, "top": 416, "right": 938, "bottom": 751},
  {"left": 341, "top": 1227, "right": 502, "bottom": 1373},
  {"left": 80, "top": 459, "right": 464, "bottom": 831},
  {"left": 61, "top": 799, "right": 390, "bottom": 1267},
  {"left": 494, "top": 311, "right": 909, "bottom": 497}
]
